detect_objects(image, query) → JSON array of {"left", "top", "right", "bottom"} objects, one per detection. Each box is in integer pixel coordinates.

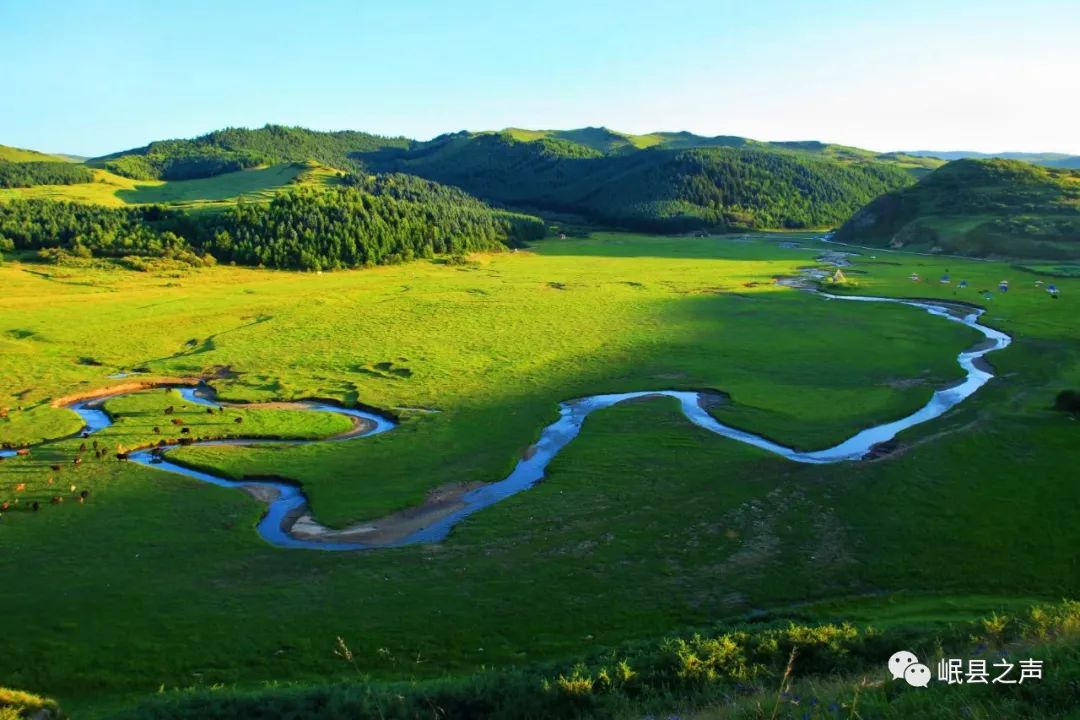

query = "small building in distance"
[
  {"left": 940, "top": 274, "right": 951, "bottom": 284},
  {"left": 999, "top": 280, "right": 1009, "bottom": 292},
  {"left": 958, "top": 280, "right": 968, "bottom": 289},
  {"left": 909, "top": 272, "right": 921, "bottom": 282}
]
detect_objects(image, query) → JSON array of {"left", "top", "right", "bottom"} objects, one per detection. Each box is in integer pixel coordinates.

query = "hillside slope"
[
  {"left": 908, "top": 149, "right": 1080, "bottom": 170},
  {"left": 90, "top": 125, "right": 410, "bottom": 180},
  {"left": 362, "top": 130, "right": 918, "bottom": 231},
  {"left": 0, "top": 144, "right": 70, "bottom": 163},
  {"left": 834, "top": 158, "right": 1080, "bottom": 258},
  {"left": 0, "top": 162, "right": 340, "bottom": 209}
]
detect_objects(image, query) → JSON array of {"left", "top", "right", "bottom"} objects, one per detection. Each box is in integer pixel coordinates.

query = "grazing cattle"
[
  {"left": 69, "top": 484, "right": 77, "bottom": 493},
  {"left": 92, "top": 440, "right": 99, "bottom": 449},
  {"left": 50, "top": 464, "right": 61, "bottom": 472},
  {"left": 31, "top": 501, "right": 39, "bottom": 512},
  {"left": 0, "top": 408, "right": 7, "bottom": 418},
  {"left": 164, "top": 406, "right": 174, "bottom": 415},
  {"left": 153, "top": 426, "right": 161, "bottom": 434},
  {"left": 1, "top": 501, "right": 9, "bottom": 511},
  {"left": 79, "top": 442, "right": 87, "bottom": 452},
  {"left": 47, "top": 476, "right": 54, "bottom": 485},
  {"left": 51, "top": 496, "right": 63, "bottom": 504},
  {"left": 116, "top": 452, "right": 130, "bottom": 461},
  {"left": 234, "top": 417, "right": 243, "bottom": 424},
  {"left": 80, "top": 490, "right": 89, "bottom": 499},
  {"left": 206, "top": 408, "right": 214, "bottom": 415},
  {"left": 171, "top": 418, "right": 185, "bottom": 426},
  {"left": 73, "top": 457, "right": 82, "bottom": 465},
  {"left": 157, "top": 440, "right": 167, "bottom": 447},
  {"left": 16, "top": 448, "right": 30, "bottom": 457},
  {"left": 178, "top": 437, "right": 194, "bottom": 446},
  {"left": 15, "top": 483, "right": 26, "bottom": 492},
  {"left": 180, "top": 427, "right": 191, "bottom": 434}
]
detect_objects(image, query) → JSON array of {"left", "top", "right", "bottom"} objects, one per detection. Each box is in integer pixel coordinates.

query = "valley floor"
[{"left": 1, "top": 232, "right": 1077, "bottom": 717}]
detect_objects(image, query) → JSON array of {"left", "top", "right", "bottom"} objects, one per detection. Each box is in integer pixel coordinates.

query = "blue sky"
[{"left": 2, "top": 0, "right": 1078, "bottom": 156}]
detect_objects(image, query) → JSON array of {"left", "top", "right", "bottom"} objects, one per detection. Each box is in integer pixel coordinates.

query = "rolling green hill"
[
  {"left": 361, "top": 130, "right": 919, "bottom": 231},
  {"left": 0, "top": 171, "right": 544, "bottom": 270},
  {"left": 834, "top": 158, "right": 1080, "bottom": 258},
  {"left": 0, "top": 144, "right": 70, "bottom": 163},
  {"left": 0, "top": 162, "right": 341, "bottom": 210},
  {"left": 6, "top": 126, "right": 928, "bottom": 233},
  {"left": 0, "top": 159, "right": 93, "bottom": 188},
  {"left": 908, "top": 149, "right": 1080, "bottom": 170},
  {"left": 90, "top": 125, "right": 411, "bottom": 181}
]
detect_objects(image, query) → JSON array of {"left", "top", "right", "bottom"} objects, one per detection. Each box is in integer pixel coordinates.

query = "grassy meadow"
[
  {"left": 0, "top": 161, "right": 338, "bottom": 211},
  {"left": 1, "top": 232, "right": 1078, "bottom": 716}
]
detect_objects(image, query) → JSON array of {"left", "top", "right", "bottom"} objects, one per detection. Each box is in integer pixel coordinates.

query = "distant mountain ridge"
[
  {"left": 906, "top": 150, "right": 1080, "bottom": 170},
  {"left": 63, "top": 125, "right": 926, "bottom": 231}
]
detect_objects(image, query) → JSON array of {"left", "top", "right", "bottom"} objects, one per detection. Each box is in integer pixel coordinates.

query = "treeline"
[
  {"left": 0, "top": 200, "right": 204, "bottom": 264},
  {"left": 0, "top": 175, "right": 545, "bottom": 270},
  {"left": 0, "top": 160, "right": 94, "bottom": 188},
  {"left": 363, "top": 132, "right": 917, "bottom": 231},
  {"left": 101, "top": 149, "right": 261, "bottom": 182},
  {"left": 92, "top": 125, "right": 411, "bottom": 181},
  {"left": 203, "top": 175, "right": 544, "bottom": 270}
]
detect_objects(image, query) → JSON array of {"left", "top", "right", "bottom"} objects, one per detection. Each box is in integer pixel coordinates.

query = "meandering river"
[{"left": 2, "top": 292, "right": 1010, "bottom": 550}]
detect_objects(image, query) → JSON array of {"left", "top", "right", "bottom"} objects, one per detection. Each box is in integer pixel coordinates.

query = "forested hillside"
[
  {"left": 90, "top": 125, "right": 410, "bottom": 181},
  {"left": 0, "top": 174, "right": 543, "bottom": 270},
  {"left": 835, "top": 158, "right": 1080, "bottom": 258},
  {"left": 363, "top": 131, "right": 919, "bottom": 231},
  {"left": 0, "top": 160, "right": 94, "bottom": 188},
  {"left": 205, "top": 174, "right": 544, "bottom": 269}
]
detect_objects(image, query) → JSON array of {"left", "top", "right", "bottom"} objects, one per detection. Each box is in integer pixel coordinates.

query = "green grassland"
[
  {"left": 0, "top": 144, "right": 70, "bottom": 163},
  {"left": 0, "top": 161, "right": 339, "bottom": 211},
  {"left": 1, "top": 232, "right": 1077, "bottom": 717}
]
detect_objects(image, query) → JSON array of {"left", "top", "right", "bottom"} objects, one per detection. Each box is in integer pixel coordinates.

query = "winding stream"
[{"left": 3, "top": 293, "right": 1010, "bottom": 550}]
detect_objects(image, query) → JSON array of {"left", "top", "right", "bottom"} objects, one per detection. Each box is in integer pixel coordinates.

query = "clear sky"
[{"left": 2, "top": 0, "right": 1078, "bottom": 156}]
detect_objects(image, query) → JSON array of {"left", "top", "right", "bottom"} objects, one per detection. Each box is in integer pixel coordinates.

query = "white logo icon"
[
  {"left": 904, "top": 663, "right": 932, "bottom": 687},
  {"left": 888, "top": 650, "right": 919, "bottom": 680},
  {"left": 889, "top": 650, "right": 931, "bottom": 687}
]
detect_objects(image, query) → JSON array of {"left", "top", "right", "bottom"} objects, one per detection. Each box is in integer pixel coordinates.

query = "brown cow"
[
  {"left": 51, "top": 496, "right": 63, "bottom": 504},
  {"left": 50, "top": 464, "right": 61, "bottom": 472},
  {"left": 153, "top": 426, "right": 161, "bottom": 434},
  {"left": 164, "top": 406, "right": 174, "bottom": 415},
  {"left": 171, "top": 418, "right": 184, "bottom": 426},
  {"left": 73, "top": 457, "right": 82, "bottom": 465},
  {"left": 16, "top": 448, "right": 30, "bottom": 457},
  {"left": 116, "top": 452, "right": 130, "bottom": 461}
]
